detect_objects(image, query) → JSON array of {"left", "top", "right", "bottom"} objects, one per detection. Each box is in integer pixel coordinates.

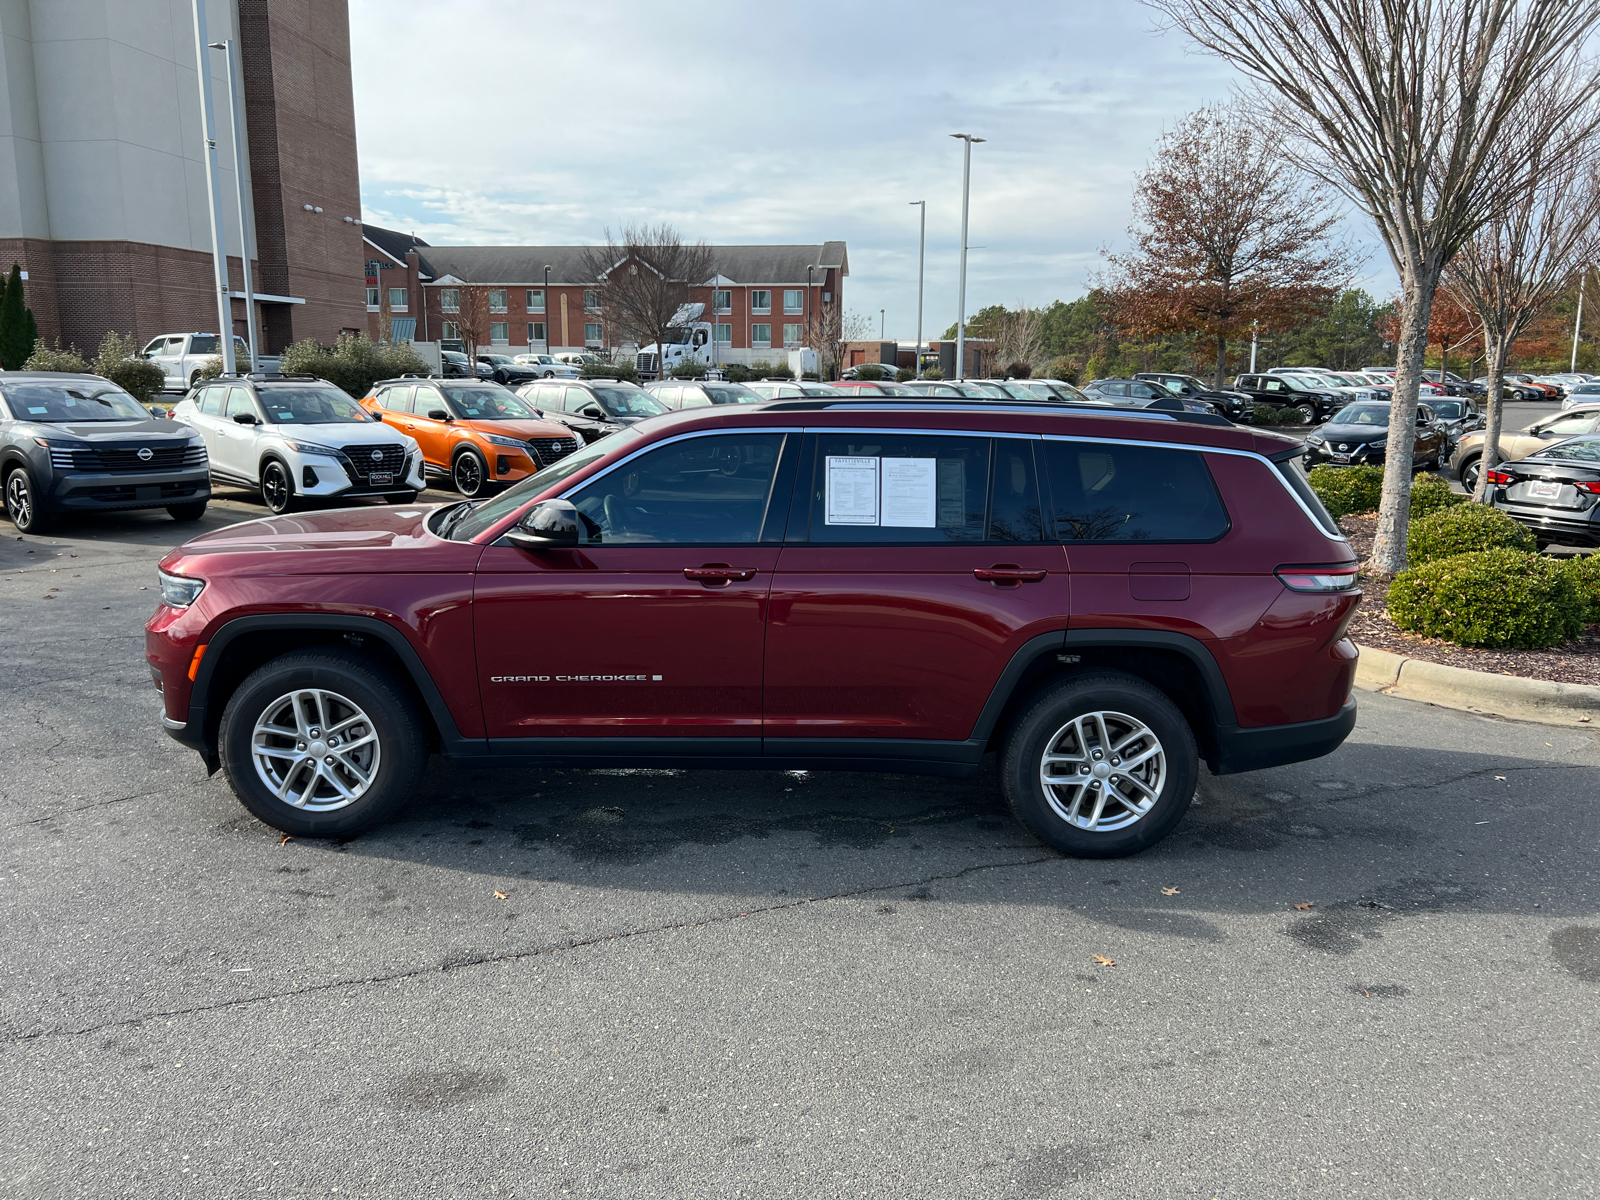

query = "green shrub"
[
  {"left": 854, "top": 364, "right": 887, "bottom": 381},
  {"left": 1254, "top": 404, "right": 1310, "bottom": 426},
  {"left": 1409, "top": 473, "right": 1468, "bottom": 520},
  {"left": 1407, "top": 501, "right": 1535, "bottom": 565},
  {"left": 1387, "top": 548, "right": 1584, "bottom": 648},
  {"left": 896, "top": 367, "right": 915, "bottom": 382},
  {"left": 580, "top": 363, "right": 637, "bottom": 382},
  {"left": 1560, "top": 553, "right": 1600, "bottom": 623},
  {"left": 92, "top": 331, "right": 166, "bottom": 403},
  {"left": 22, "top": 338, "right": 87, "bottom": 373},
  {"left": 922, "top": 367, "right": 945, "bottom": 381},
  {"left": 278, "top": 333, "right": 428, "bottom": 398},
  {"left": 197, "top": 356, "right": 225, "bottom": 381},
  {"left": 1004, "top": 360, "right": 1033, "bottom": 379},
  {"left": 668, "top": 360, "right": 708, "bottom": 379},
  {"left": 1307, "top": 463, "right": 1385, "bottom": 519},
  {"left": 1046, "top": 356, "right": 1077, "bottom": 384},
  {"left": 761, "top": 364, "right": 794, "bottom": 381}
]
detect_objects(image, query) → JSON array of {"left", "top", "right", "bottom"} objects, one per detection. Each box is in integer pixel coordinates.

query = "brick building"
[
  {"left": 362, "top": 226, "right": 848, "bottom": 364},
  {"left": 0, "top": 0, "right": 366, "bottom": 355}
]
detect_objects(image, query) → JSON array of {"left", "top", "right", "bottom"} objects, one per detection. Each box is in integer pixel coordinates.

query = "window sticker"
[
  {"left": 938, "top": 460, "right": 966, "bottom": 527},
  {"left": 881, "top": 457, "right": 937, "bottom": 527},
  {"left": 28, "top": 406, "right": 47, "bottom": 414},
  {"left": 825, "top": 455, "right": 879, "bottom": 524}
]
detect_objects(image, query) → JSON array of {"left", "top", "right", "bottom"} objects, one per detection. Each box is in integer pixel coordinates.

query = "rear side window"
[
  {"left": 197, "top": 386, "right": 224, "bottom": 416},
  {"left": 380, "top": 385, "right": 414, "bottom": 414},
  {"left": 1043, "top": 440, "right": 1228, "bottom": 543},
  {"left": 1271, "top": 451, "right": 1341, "bottom": 537},
  {"left": 805, "top": 433, "right": 990, "bottom": 543}
]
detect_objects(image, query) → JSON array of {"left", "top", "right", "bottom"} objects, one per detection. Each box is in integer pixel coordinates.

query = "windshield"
[
  {"left": 1284, "top": 376, "right": 1327, "bottom": 392},
  {"left": 441, "top": 386, "right": 538, "bottom": 420},
  {"left": 482, "top": 355, "right": 514, "bottom": 365},
  {"left": 446, "top": 428, "right": 644, "bottom": 541},
  {"left": 2, "top": 382, "right": 149, "bottom": 422},
  {"left": 1331, "top": 404, "right": 1390, "bottom": 426},
  {"left": 1533, "top": 437, "right": 1600, "bottom": 462},
  {"left": 661, "top": 328, "right": 694, "bottom": 345},
  {"left": 593, "top": 387, "right": 667, "bottom": 417},
  {"left": 259, "top": 386, "right": 373, "bottom": 424},
  {"left": 703, "top": 384, "right": 762, "bottom": 405},
  {"left": 1428, "top": 400, "right": 1468, "bottom": 420}
]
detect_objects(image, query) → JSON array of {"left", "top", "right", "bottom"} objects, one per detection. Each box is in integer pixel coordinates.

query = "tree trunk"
[
  {"left": 1370, "top": 278, "right": 1435, "bottom": 576},
  {"left": 1472, "top": 333, "right": 1509, "bottom": 503},
  {"left": 1214, "top": 334, "right": 1226, "bottom": 389}
]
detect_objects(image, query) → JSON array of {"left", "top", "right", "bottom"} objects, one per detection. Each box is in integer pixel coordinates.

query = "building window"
[
  {"left": 440, "top": 321, "right": 459, "bottom": 340},
  {"left": 490, "top": 322, "right": 509, "bottom": 343},
  {"left": 526, "top": 289, "right": 545, "bottom": 312},
  {"left": 584, "top": 322, "right": 603, "bottom": 344},
  {"left": 528, "top": 322, "right": 547, "bottom": 344},
  {"left": 440, "top": 289, "right": 460, "bottom": 313},
  {"left": 750, "top": 290, "right": 771, "bottom": 313},
  {"left": 751, "top": 323, "right": 771, "bottom": 346},
  {"left": 715, "top": 323, "right": 732, "bottom": 344},
  {"left": 783, "top": 289, "right": 804, "bottom": 313},
  {"left": 783, "top": 323, "right": 804, "bottom": 346},
  {"left": 713, "top": 289, "right": 731, "bottom": 313},
  {"left": 388, "top": 287, "right": 407, "bottom": 312},
  {"left": 583, "top": 289, "right": 601, "bottom": 312},
  {"left": 365, "top": 287, "right": 379, "bottom": 311},
  {"left": 489, "top": 289, "right": 507, "bottom": 312},
  {"left": 822, "top": 291, "right": 833, "bottom": 302}
]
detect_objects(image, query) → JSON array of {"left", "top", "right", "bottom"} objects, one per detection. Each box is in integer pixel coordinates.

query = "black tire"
[
  {"left": 1296, "top": 403, "right": 1317, "bottom": 423},
  {"left": 1001, "top": 672, "right": 1199, "bottom": 859},
  {"left": 386, "top": 490, "right": 421, "bottom": 504},
  {"left": 1460, "top": 456, "right": 1482, "bottom": 492},
  {"left": 189, "top": 370, "right": 202, "bottom": 389},
  {"left": 218, "top": 649, "right": 427, "bottom": 837},
  {"left": 167, "top": 500, "right": 208, "bottom": 521},
  {"left": 261, "top": 459, "right": 295, "bottom": 514},
  {"left": 452, "top": 448, "right": 489, "bottom": 497},
  {"left": 4, "top": 465, "right": 51, "bottom": 533}
]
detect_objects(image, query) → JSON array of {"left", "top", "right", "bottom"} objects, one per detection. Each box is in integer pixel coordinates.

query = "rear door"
[
  {"left": 763, "top": 431, "right": 1069, "bottom": 748},
  {"left": 407, "top": 384, "right": 454, "bottom": 467},
  {"left": 184, "top": 384, "right": 231, "bottom": 473},
  {"left": 217, "top": 386, "right": 264, "bottom": 479}
]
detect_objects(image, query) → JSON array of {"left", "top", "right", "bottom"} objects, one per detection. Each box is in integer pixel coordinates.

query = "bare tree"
[
  {"left": 1100, "top": 103, "right": 1354, "bottom": 387},
  {"left": 815, "top": 295, "right": 873, "bottom": 379},
  {"left": 1147, "top": 0, "right": 1600, "bottom": 575},
  {"left": 454, "top": 286, "right": 490, "bottom": 366},
  {"left": 1445, "top": 126, "right": 1600, "bottom": 500},
  {"left": 992, "top": 305, "right": 1046, "bottom": 377},
  {"left": 580, "top": 225, "right": 714, "bottom": 378}
]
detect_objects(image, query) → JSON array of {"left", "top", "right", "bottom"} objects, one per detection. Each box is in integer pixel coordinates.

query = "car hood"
[
  {"left": 30, "top": 418, "right": 199, "bottom": 442},
  {"left": 459, "top": 417, "right": 578, "bottom": 439},
  {"left": 265, "top": 422, "right": 411, "bottom": 444},
  {"left": 1319, "top": 423, "right": 1390, "bottom": 441}
]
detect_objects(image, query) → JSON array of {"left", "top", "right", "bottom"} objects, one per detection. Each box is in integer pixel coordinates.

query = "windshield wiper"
[{"left": 436, "top": 500, "right": 478, "bottom": 540}]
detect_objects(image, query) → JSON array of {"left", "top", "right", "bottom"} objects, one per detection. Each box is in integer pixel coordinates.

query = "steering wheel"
[{"left": 603, "top": 493, "right": 626, "bottom": 536}]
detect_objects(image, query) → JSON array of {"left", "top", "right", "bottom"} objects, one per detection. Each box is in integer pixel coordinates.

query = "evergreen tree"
[{"left": 0, "top": 263, "right": 32, "bottom": 370}]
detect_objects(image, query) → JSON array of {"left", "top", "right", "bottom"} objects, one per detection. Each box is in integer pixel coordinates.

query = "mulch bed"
[{"left": 1340, "top": 513, "right": 1600, "bottom": 687}]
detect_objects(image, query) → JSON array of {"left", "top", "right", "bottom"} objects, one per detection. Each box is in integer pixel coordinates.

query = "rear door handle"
[
  {"left": 684, "top": 565, "right": 758, "bottom": 585},
  {"left": 974, "top": 565, "right": 1047, "bottom": 585}
]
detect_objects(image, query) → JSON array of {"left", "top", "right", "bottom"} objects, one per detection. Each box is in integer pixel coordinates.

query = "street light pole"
[
  {"left": 880, "top": 308, "right": 885, "bottom": 339},
  {"left": 1573, "top": 274, "right": 1586, "bottom": 373},
  {"left": 1250, "top": 319, "right": 1258, "bottom": 373},
  {"left": 209, "top": 38, "right": 258, "bottom": 372},
  {"left": 191, "top": 0, "right": 235, "bottom": 377},
  {"left": 950, "top": 133, "right": 985, "bottom": 381},
  {"left": 543, "top": 265, "right": 551, "bottom": 353},
  {"left": 910, "top": 200, "right": 925, "bottom": 379},
  {"left": 806, "top": 264, "right": 815, "bottom": 376}
]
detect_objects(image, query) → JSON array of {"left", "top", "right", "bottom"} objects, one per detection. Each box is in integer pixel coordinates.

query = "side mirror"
[
  {"left": 370, "top": 410, "right": 385, "bottom": 421},
  {"left": 427, "top": 408, "right": 451, "bottom": 421},
  {"left": 578, "top": 404, "right": 605, "bottom": 419},
  {"left": 232, "top": 412, "right": 258, "bottom": 425},
  {"left": 504, "top": 499, "right": 581, "bottom": 551}
]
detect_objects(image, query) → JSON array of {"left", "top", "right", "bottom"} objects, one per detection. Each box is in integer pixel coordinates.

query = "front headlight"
[
  {"left": 158, "top": 569, "right": 205, "bottom": 608},
  {"left": 482, "top": 432, "right": 530, "bottom": 450},
  {"left": 1306, "top": 434, "right": 1325, "bottom": 445},
  {"left": 282, "top": 440, "right": 343, "bottom": 458}
]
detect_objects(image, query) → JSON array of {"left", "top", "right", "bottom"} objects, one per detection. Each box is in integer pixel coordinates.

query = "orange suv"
[{"left": 362, "top": 378, "right": 582, "bottom": 496}]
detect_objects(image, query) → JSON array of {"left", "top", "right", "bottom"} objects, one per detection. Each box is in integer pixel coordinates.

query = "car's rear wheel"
[
  {"left": 1001, "top": 672, "right": 1198, "bottom": 858},
  {"left": 452, "top": 448, "right": 489, "bottom": 497},
  {"left": 4, "top": 466, "right": 50, "bottom": 534},
  {"left": 261, "top": 459, "right": 295, "bottom": 514},
  {"left": 167, "top": 500, "right": 208, "bottom": 521},
  {"left": 218, "top": 649, "right": 427, "bottom": 836}
]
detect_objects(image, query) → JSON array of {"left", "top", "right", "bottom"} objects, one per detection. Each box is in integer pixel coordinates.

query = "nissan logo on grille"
[
  {"left": 370, "top": 449, "right": 384, "bottom": 462},
  {"left": 137, "top": 447, "right": 153, "bottom": 462}
]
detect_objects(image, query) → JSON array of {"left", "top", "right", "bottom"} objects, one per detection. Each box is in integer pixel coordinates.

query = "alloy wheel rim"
[
  {"left": 1039, "top": 709, "right": 1166, "bottom": 832},
  {"left": 456, "top": 455, "right": 482, "bottom": 494},
  {"left": 263, "top": 465, "right": 289, "bottom": 511},
  {"left": 250, "top": 688, "right": 380, "bottom": 811},
  {"left": 6, "top": 474, "right": 31, "bottom": 524}
]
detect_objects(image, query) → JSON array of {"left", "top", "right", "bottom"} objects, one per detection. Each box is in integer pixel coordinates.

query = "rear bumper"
[
  {"left": 1496, "top": 503, "right": 1600, "bottom": 546},
  {"left": 1209, "top": 697, "right": 1357, "bottom": 775}
]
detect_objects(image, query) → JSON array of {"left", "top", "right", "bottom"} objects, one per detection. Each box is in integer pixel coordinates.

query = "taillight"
[
  {"left": 1575, "top": 481, "right": 1600, "bottom": 495},
  {"left": 1484, "top": 470, "right": 1513, "bottom": 486},
  {"left": 1276, "top": 566, "right": 1360, "bottom": 592}
]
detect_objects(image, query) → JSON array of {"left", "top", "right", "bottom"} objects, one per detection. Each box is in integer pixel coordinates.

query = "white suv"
[
  {"left": 511, "top": 353, "right": 580, "bottom": 379},
  {"left": 171, "top": 377, "right": 425, "bottom": 514}
]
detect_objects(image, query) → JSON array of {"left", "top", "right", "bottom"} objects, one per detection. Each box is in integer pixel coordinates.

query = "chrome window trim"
[
  {"left": 806, "top": 402, "right": 1178, "bottom": 422},
  {"left": 1040, "top": 432, "right": 1347, "bottom": 544},
  {"left": 554, "top": 426, "right": 802, "bottom": 499},
  {"left": 806, "top": 425, "right": 1040, "bottom": 440}
]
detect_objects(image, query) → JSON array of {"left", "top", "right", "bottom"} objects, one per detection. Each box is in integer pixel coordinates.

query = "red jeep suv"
[{"left": 146, "top": 399, "right": 1360, "bottom": 858}]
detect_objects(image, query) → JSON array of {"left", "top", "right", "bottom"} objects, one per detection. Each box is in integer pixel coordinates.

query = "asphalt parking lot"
[{"left": 3, "top": 479, "right": 1597, "bottom": 1199}]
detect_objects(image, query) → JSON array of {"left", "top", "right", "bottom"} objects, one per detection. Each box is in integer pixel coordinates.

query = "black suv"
[
  {"left": 476, "top": 354, "right": 540, "bottom": 386},
  {"left": 1, "top": 372, "right": 210, "bottom": 533},
  {"left": 1134, "top": 372, "right": 1257, "bottom": 423},
  {"left": 1230, "top": 374, "right": 1342, "bottom": 423},
  {"left": 516, "top": 378, "right": 671, "bottom": 443}
]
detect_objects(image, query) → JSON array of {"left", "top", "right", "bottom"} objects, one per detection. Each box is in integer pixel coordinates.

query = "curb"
[{"left": 1354, "top": 643, "right": 1600, "bottom": 726}]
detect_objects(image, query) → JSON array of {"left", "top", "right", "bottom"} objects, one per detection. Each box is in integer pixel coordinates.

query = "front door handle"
[
  {"left": 974, "top": 565, "right": 1047, "bottom": 585},
  {"left": 684, "top": 565, "right": 757, "bottom": 586}
]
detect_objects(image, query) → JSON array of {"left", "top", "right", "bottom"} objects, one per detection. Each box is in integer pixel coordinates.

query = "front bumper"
[
  {"left": 1211, "top": 696, "right": 1357, "bottom": 774},
  {"left": 290, "top": 450, "right": 426, "bottom": 499},
  {"left": 1303, "top": 442, "right": 1384, "bottom": 466},
  {"left": 46, "top": 467, "right": 211, "bottom": 512}
]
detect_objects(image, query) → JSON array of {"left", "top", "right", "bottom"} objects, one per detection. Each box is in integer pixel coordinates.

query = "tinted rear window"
[{"left": 1043, "top": 440, "right": 1229, "bottom": 542}]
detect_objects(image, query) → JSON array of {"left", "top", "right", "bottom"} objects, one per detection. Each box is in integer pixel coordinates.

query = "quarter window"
[
  {"left": 805, "top": 433, "right": 990, "bottom": 543},
  {"left": 1042, "top": 441, "right": 1229, "bottom": 543},
  {"left": 568, "top": 433, "right": 787, "bottom": 545}
]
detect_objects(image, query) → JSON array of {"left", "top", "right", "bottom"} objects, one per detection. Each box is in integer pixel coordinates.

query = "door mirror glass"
[{"left": 505, "top": 499, "right": 582, "bottom": 550}]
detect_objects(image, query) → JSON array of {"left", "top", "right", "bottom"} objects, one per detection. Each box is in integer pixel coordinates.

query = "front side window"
[
  {"left": 714, "top": 289, "right": 732, "bottom": 313},
  {"left": 526, "top": 289, "right": 545, "bottom": 312},
  {"left": 750, "top": 290, "right": 771, "bottom": 313},
  {"left": 259, "top": 386, "right": 373, "bottom": 424},
  {"left": 783, "top": 289, "right": 804, "bottom": 313},
  {"left": 528, "top": 322, "right": 547, "bottom": 343},
  {"left": 1535, "top": 436, "right": 1600, "bottom": 461},
  {"left": 583, "top": 289, "right": 601, "bottom": 312},
  {"left": 388, "top": 288, "right": 408, "bottom": 312},
  {"left": 1539, "top": 414, "right": 1599, "bottom": 439},
  {"left": 569, "top": 433, "right": 786, "bottom": 545},
  {"left": 224, "top": 387, "right": 257, "bottom": 420},
  {"left": 751, "top": 323, "right": 771, "bottom": 346},
  {"left": 490, "top": 322, "right": 509, "bottom": 343},
  {"left": 489, "top": 289, "right": 507, "bottom": 312},
  {"left": 783, "top": 323, "right": 804, "bottom": 346},
  {"left": 805, "top": 433, "right": 990, "bottom": 544},
  {"left": 1043, "top": 441, "right": 1229, "bottom": 543},
  {"left": 440, "top": 289, "right": 460, "bottom": 313}
]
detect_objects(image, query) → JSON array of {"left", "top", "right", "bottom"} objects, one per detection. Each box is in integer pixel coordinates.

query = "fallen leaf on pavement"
[
  {"left": 276, "top": 835, "right": 292, "bottom": 846},
  {"left": 1161, "top": 886, "right": 1180, "bottom": 896},
  {"left": 1092, "top": 954, "right": 1116, "bottom": 968},
  {"left": 1494, "top": 775, "right": 1507, "bottom": 781},
  {"left": 1293, "top": 901, "right": 1315, "bottom": 911},
  {"left": 493, "top": 890, "right": 509, "bottom": 900}
]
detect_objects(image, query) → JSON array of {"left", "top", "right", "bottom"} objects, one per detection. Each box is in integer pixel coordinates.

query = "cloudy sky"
[{"left": 349, "top": 0, "right": 1390, "bottom": 339}]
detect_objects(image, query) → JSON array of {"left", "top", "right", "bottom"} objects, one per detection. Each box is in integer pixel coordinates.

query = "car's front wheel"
[
  {"left": 218, "top": 649, "right": 428, "bottom": 836},
  {"left": 261, "top": 459, "right": 295, "bottom": 514},
  {"left": 4, "top": 466, "right": 50, "bottom": 533},
  {"left": 452, "top": 448, "right": 489, "bottom": 497},
  {"left": 1001, "top": 672, "right": 1199, "bottom": 858},
  {"left": 167, "top": 500, "right": 208, "bottom": 521},
  {"left": 1460, "top": 455, "right": 1483, "bottom": 492}
]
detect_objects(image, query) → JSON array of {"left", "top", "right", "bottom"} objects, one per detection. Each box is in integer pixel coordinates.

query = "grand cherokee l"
[{"left": 147, "top": 399, "right": 1361, "bottom": 858}]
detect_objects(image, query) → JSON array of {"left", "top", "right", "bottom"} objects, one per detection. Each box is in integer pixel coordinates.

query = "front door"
[
  {"left": 763, "top": 432, "right": 1070, "bottom": 747},
  {"left": 474, "top": 430, "right": 795, "bottom": 751}
]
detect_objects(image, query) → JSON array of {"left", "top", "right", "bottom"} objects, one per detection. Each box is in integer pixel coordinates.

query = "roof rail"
[
  {"left": 754, "top": 397, "right": 1235, "bottom": 426},
  {"left": 217, "top": 371, "right": 320, "bottom": 382}
]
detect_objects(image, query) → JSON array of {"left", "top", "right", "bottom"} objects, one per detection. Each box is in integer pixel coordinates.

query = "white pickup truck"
[{"left": 140, "top": 333, "right": 280, "bottom": 392}]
